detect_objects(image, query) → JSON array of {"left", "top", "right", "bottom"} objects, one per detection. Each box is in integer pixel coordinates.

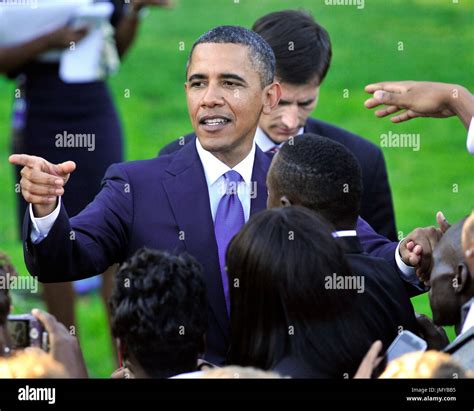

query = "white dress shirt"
[
  {"left": 254, "top": 126, "right": 304, "bottom": 153},
  {"left": 30, "top": 139, "right": 257, "bottom": 243},
  {"left": 467, "top": 116, "right": 474, "bottom": 155},
  {"left": 195, "top": 138, "right": 255, "bottom": 222}
]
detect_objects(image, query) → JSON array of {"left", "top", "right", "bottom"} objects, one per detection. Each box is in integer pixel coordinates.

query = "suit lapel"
[
  {"left": 162, "top": 143, "right": 229, "bottom": 339},
  {"left": 250, "top": 147, "right": 271, "bottom": 216}
]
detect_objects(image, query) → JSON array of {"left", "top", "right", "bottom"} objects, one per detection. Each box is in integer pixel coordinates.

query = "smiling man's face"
[{"left": 185, "top": 43, "right": 275, "bottom": 164}]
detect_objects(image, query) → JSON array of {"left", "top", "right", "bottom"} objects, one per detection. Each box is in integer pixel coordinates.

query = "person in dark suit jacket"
[
  {"left": 259, "top": 134, "right": 420, "bottom": 377},
  {"left": 10, "top": 28, "right": 428, "bottom": 365},
  {"left": 159, "top": 10, "right": 398, "bottom": 241},
  {"left": 11, "top": 26, "right": 281, "bottom": 365},
  {"left": 227, "top": 206, "right": 417, "bottom": 378}
]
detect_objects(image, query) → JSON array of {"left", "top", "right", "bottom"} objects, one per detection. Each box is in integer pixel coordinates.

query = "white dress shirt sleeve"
[
  {"left": 467, "top": 117, "right": 474, "bottom": 155},
  {"left": 29, "top": 198, "right": 62, "bottom": 244}
]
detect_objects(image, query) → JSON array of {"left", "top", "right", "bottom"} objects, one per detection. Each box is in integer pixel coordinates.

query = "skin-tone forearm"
[
  {"left": 114, "top": 12, "right": 141, "bottom": 58},
  {"left": 0, "top": 35, "right": 50, "bottom": 74},
  {"left": 450, "top": 86, "right": 474, "bottom": 129}
]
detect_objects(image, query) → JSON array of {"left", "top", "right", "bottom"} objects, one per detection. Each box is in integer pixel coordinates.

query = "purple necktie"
[
  {"left": 214, "top": 170, "right": 245, "bottom": 316},
  {"left": 266, "top": 146, "right": 280, "bottom": 154}
]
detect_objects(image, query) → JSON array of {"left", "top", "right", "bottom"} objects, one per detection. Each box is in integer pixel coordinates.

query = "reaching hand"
[
  {"left": 399, "top": 211, "right": 450, "bottom": 284},
  {"left": 364, "top": 81, "right": 459, "bottom": 123}
]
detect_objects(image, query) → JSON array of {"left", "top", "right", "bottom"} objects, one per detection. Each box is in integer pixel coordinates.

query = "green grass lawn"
[{"left": 0, "top": 0, "right": 473, "bottom": 377}]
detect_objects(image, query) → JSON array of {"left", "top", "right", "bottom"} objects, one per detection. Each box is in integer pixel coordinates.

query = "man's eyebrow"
[
  {"left": 279, "top": 98, "right": 316, "bottom": 105},
  {"left": 220, "top": 73, "right": 247, "bottom": 84},
  {"left": 298, "top": 98, "right": 317, "bottom": 105},
  {"left": 188, "top": 74, "right": 207, "bottom": 82}
]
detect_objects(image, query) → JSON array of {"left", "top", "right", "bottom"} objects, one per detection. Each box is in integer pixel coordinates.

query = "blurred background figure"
[
  {"left": 380, "top": 351, "right": 471, "bottom": 379},
  {"left": 0, "top": 347, "right": 68, "bottom": 378},
  {"left": 0, "top": 0, "right": 172, "bottom": 346}
]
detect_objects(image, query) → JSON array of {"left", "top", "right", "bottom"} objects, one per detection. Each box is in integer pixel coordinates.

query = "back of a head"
[
  {"left": 188, "top": 25, "right": 276, "bottom": 87},
  {"left": 200, "top": 366, "right": 281, "bottom": 379},
  {"left": 252, "top": 10, "right": 332, "bottom": 85},
  {"left": 227, "top": 206, "right": 355, "bottom": 371},
  {"left": 380, "top": 351, "right": 471, "bottom": 379},
  {"left": 0, "top": 348, "right": 68, "bottom": 378},
  {"left": 0, "top": 252, "right": 15, "bottom": 327},
  {"left": 271, "top": 133, "right": 363, "bottom": 230},
  {"left": 110, "top": 248, "right": 208, "bottom": 378}
]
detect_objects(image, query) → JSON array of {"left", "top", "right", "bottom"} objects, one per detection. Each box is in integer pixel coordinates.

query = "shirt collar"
[
  {"left": 254, "top": 126, "right": 305, "bottom": 153},
  {"left": 195, "top": 138, "right": 256, "bottom": 186},
  {"left": 332, "top": 230, "right": 357, "bottom": 238}
]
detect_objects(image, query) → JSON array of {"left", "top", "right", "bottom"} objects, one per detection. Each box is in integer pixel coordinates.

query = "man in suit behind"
[
  {"left": 266, "top": 133, "right": 419, "bottom": 356},
  {"left": 160, "top": 10, "right": 398, "bottom": 241},
  {"left": 9, "top": 26, "right": 281, "bottom": 365}
]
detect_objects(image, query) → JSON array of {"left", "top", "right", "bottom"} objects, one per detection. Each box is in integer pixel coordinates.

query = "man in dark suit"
[
  {"left": 10, "top": 26, "right": 281, "bottom": 364},
  {"left": 10, "top": 27, "right": 430, "bottom": 365},
  {"left": 159, "top": 10, "right": 398, "bottom": 241},
  {"left": 266, "top": 133, "right": 420, "bottom": 359}
]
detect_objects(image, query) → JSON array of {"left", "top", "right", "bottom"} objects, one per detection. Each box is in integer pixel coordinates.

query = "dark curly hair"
[
  {"left": 110, "top": 248, "right": 208, "bottom": 378},
  {"left": 0, "top": 252, "right": 15, "bottom": 326}
]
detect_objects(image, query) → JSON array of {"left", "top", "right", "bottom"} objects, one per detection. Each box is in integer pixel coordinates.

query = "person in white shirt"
[{"left": 364, "top": 81, "right": 474, "bottom": 154}]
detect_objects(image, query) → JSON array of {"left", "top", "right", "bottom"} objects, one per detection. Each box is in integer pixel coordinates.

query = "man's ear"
[
  {"left": 280, "top": 195, "right": 292, "bottom": 207},
  {"left": 454, "top": 263, "right": 471, "bottom": 294},
  {"left": 262, "top": 82, "right": 282, "bottom": 115}
]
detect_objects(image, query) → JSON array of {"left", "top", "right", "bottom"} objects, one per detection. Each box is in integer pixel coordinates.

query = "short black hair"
[
  {"left": 110, "top": 248, "right": 208, "bottom": 378},
  {"left": 188, "top": 25, "right": 276, "bottom": 87},
  {"left": 252, "top": 10, "right": 332, "bottom": 85},
  {"left": 0, "top": 253, "right": 14, "bottom": 327},
  {"left": 227, "top": 207, "right": 359, "bottom": 374},
  {"left": 270, "top": 133, "right": 363, "bottom": 229}
]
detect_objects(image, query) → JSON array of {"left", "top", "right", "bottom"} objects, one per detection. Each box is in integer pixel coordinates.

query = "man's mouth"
[{"left": 199, "top": 116, "right": 232, "bottom": 132}]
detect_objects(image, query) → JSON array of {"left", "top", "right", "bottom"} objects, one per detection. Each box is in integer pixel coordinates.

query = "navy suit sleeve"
[
  {"left": 23, "top": 164, "right": 133, "bottom": 282},
  {"left": 363, "top": 149, "right": 397, "bottom": 241}
]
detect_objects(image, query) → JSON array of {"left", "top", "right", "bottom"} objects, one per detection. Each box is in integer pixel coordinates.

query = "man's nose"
[
  {"left": 280, "top": 105, "right": 299, "bottom": 130},
  {"left": 201, "top": 84, "right": 225, "bottom": 107}
]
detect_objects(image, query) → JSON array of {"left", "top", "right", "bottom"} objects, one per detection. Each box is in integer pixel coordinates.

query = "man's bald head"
[{"left": 430, "top": 218, "right": 473, "bottom": 326}]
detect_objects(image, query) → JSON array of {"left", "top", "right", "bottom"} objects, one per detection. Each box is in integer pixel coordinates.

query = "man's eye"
[
  {"left": 191, "top": 82, "right": 204, "bottom": 88},
  {"left": 224, "top": 81, "right": 238, "bottom": 87}
]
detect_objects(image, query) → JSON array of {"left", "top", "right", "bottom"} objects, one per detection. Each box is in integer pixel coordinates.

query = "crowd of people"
[{"left": 1, "top": 3, "right": 474, "bottom": 379}]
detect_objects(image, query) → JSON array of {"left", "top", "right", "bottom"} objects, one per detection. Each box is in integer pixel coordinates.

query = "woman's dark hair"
[
  {"left": 110, "top": 248, "right": 208, "bottom": 378},
  {"left": 227, "top": 207, "right": 359, "bottom": 373}
]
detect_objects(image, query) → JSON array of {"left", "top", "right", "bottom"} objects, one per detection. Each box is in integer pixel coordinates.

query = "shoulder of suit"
[{"left": 306, "top": 117, "right": 382, "bottom": 154}]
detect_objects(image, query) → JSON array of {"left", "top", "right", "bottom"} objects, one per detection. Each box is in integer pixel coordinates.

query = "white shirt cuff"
[
  {"left": 395, "top": 242, "right": 420, "bottom": 287},
  {"left": 29, "top": 198, "right": 61, "bottom": 244},
  {"left": 467, "top": 117, "right": 474, "bottom": 155}
]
